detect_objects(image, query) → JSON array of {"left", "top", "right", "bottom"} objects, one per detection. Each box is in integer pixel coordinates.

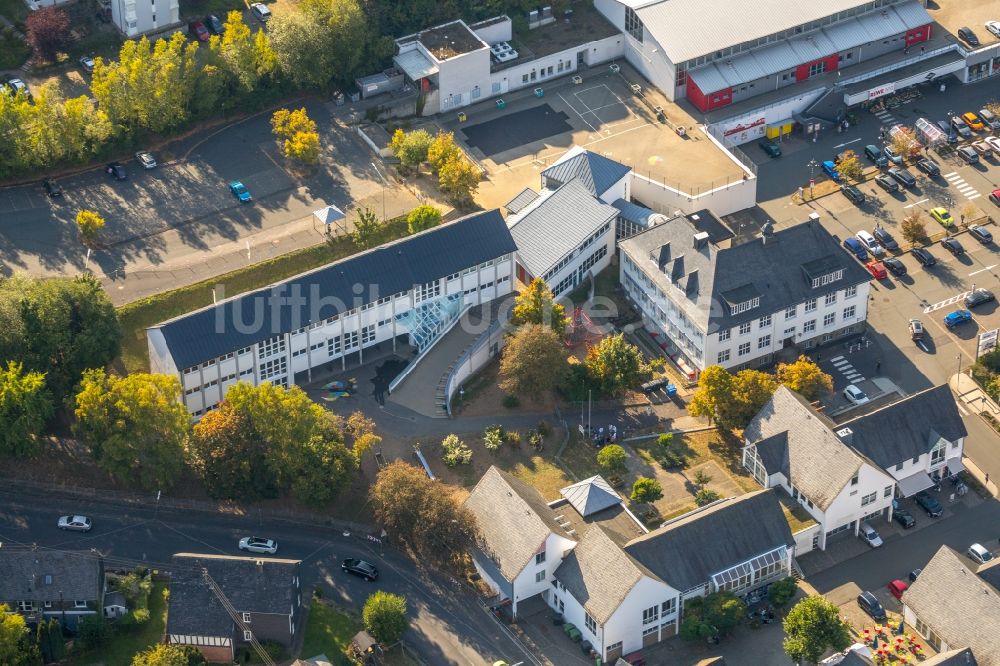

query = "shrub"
[
  {"left": 506, "top": 430, "right": 521, "bottom": 444},
  {"left": 131, "top": 607, "right": 150, "bottom": 625},
  {"left": 441, "top": 434, "right": 472, "bottom": 467},
  {"left": 536, "top": 420, "right": 551, "bottom": 438},
  {"left": 656, "top": 432, "right": 674, "bottom": 449},
  {"left": 630, "top": 477, "right": 663, "bottom": 504},
  {"left": 77, "top": 616, "right": 113, "bottom": 649},
  {"left": 483, "top": 425, "right": 504, "bottom": 452},
  {"left": 527, "top": 430, "right": 543, "bottom": 451},
  {"left": 597, "top": 444, "right": 627, "bottom": 473},
  {"left": 768, "top": 576, "right": 798, "bottom": 608},
  {"left": 502, "top": 394, "right": 520, "bottom": 409},
  {"left": 695, "top": 488, "right": 721, "bottom": 506}
]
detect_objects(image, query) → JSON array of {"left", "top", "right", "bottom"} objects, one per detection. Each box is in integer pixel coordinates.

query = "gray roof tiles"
[
  {"left": 541, "top": 150, "right": 631, "bottom": 198},
  {"left": 0, "top": 551, "right": 102, "bottom": 602},
  {"left": 623, "top": 490, "right": 793, "bottom": 592},
  {"left": 902, "top": 546, "right": 1000, "bottom": 666},
  {"left": 166, "top": 554, "right": 299, "bottom": 637},
  {"left": 744, "top": 386, "right": 865, "bottom": 511},
  {"left": 560, "top": 476, "right": 622, "bottom": 517},
  {"left": 839, "top": 385, "right": 967, "bottom": 468},
  {"left": 508, "top": 179, "right": 618, "bottom": 278},
  {"left": 611, "top": 199, "right": 661, "bottom": 228},
  {"left": 504, "top": 187, "right": 540, "bottom": 215},
  {"left": 151, "top": 209, "right": 517, "bottom": 370}
]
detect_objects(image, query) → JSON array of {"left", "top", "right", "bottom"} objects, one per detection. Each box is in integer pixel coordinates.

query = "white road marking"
[
  {"left": 957, "top": 403, "right": 969, "bottom": 416},
  {"left": 904, "top": 198, "right": 928, "bottom": 208},
  {"left": 967, "top": 193, "right": 982, "bottom": 200},
  {"left": 969, "top": 264, "right": 997, "bottom": 277},
  {"left": 943, "top": 171, "right": 958, "bottom": 177},
  {"left": 830, "top": 355, "right": 845, "bottom": 363},
  {"left": 924, "top": 291, "right": 973, "bottom": 313},
  {"left": 834, "top": 138, "right": 862, "bottom": 149}
]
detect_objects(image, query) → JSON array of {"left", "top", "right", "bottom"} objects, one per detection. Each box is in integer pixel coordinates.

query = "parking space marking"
[
  {"left": 923, "top": 291, "right": 973, "bottom": 313},
  {"left": 969, "top": 264, "right": 997, "bottom": 277},
  {"left": 903, "top": 198, "right": 928, "bottom": 208}
]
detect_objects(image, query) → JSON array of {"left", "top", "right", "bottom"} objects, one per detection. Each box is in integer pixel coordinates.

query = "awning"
[
  {"left": 897, "top": 471, "right": 935, "bottom": 497},
  {"left": 944, "top": 458, "right": 965, "bottom": 475},
  {"left": 394, "top": 49, "right": 438, "bottom": 81}
]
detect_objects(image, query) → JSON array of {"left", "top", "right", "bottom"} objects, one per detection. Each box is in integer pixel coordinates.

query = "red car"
[
  {"left": 188, "top": 20, "right": 210, "bottom": 42},
  {"left": 990, "top": 188, "right": 1000, "bottom": 206},
  {"left": 866, "top": 260, "right": 887, "bottom": 280},
  {"left": 888, "top": 579, "right": 909, "bottom": 600}
]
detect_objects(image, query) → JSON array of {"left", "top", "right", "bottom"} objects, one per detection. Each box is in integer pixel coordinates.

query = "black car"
[
  {"left": 759, "top": 140, "right": 781, "bottom": 157},
  {"left": 43, "top": 179, "right": 63, "bottom": 197},
  {"left": 857, "top": 591, "right": 887, "bottom": 622},
  {"left": 965, "top": 288, "right": 996, "bottom": 308},
  {"left": 969, "top": 224, "right": 993, "bottom": 245},
  {"left": 893, "top": 507, "right": 916, "bottom": 529},
  {"left": 105, "top": 162, "right": 127, "bottom": 180},
  {"left": 341, "top": 558, "right": 379, "bottom": 581},
  {"left": 884, "top": 256, "right": 907, "bottom": 277},
  {"left": 916, "top": 158, "right": 941, "bottom": 178},
  {"left": 951, "top": 117, "right": 973, "bottom": 140},
  {"left": 205, "top": 14, "right": 224, "bottom": 34},
  {"left": 958, "top": 26, "right": 980, "bottom": 47},
  {"left": 909, "top": 568, "right": 922, "bottom": 583},
  {"left": 841, "top": 184, "right": 865, "bottom": 204},
  {"left": 875, "top": 174, "right": 899, "bottom": 192},
  {"left": 941, "top": 237, "right": 965, "bottom": 256},
  {"left": 915, "top": 490, "right": 943, "bottom": 517},
  {"left": 888, "top": 167, "right": 916, "bottom": 188},
  {"left": 911, "top": 247, "right": 936, "bottom": 267},
  {"left": 874, "top": 227, "right": 898, "bottom": 251}
]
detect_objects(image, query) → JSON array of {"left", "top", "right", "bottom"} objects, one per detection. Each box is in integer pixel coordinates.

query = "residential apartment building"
[
  {"left": 465, "top": 467, "right": 793, "bottom": 662},
  {"left": 902, "top": 545, "right": 999, "bottom": 665},
  {"left": 618, "top": 214, "right": 871, "bottom": 379},
  {"left": 109, "top": 0, "right": 180, "bottom": 37},
  {"left": 743, "top": 384, "right": 967, "bottom": 552},
  {"left": 167, "top": 554, "right": 302, "bottom": 664},
  {"left": 146, "top": 210, "right": 517, "bottom": 418},
  {"left": 0, "top": 551, "right": 108, "bottom": 631}
]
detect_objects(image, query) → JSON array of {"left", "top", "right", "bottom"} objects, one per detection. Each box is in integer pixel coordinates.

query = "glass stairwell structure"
[{"left": 395, "top": 292, "right": 465, "bottom": 353}]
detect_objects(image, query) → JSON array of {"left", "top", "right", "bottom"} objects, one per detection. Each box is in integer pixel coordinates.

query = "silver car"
[
  {"left": 135, "top": 151, "right": 157, "bottom": 169},
  {"left": 239, "top": 536, "right": 278, "bottom": 554},
  {"left": 58, "top": 515, "right": 93, "bottom": 532}
]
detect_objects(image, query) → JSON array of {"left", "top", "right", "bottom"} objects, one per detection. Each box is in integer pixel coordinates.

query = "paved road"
[{"left": 0, "top": 486, "right": 536, "bottom": 666}]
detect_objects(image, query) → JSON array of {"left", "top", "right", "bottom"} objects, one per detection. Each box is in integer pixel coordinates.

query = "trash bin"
[
  {"left": 534, "top": 88, "right": 544, "bottom": 97},
  {"left": 457, "top": 112, "right": 467, "bottom": 122},
  {"left": 496, "top": 99, "right": 506, "bottom": 109}
]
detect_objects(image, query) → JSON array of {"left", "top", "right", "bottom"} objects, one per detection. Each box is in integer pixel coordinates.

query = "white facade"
[
  {"left": 594, "top": 0, "right": 676, "bottom": 99},
  {"left": 150, "top": 254, "right": 514, "bottom": 418},
  {"left": 510, "top": 532, "right": 577, "bottom": 616},
  {"left": 534, "top": 220, "right": 615, "bottom": 298},
  {"left": 711, "top": 88, "right": 826, "bottom": 142},
  {"left": 487, "top": 34, "right": 624, "bottom": 100},
  {"left": 110, "top": 0, "right": 179, "bottom": 37}
]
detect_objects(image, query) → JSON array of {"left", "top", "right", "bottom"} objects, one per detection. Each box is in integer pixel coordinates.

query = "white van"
[{"left": 856, "top": 230, "right": 884, "bottom": 257}]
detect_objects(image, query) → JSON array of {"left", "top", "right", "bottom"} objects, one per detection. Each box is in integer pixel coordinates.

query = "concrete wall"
[
  {"left": 793, "top": 523, "right": 821, "bottom": 556},
  {"left": 631, "top": 170, "right": 756, "bottom": 219},
  {"left": 595, "top": 0, "right": 676, "bottom": 99},
  {"left": 714, "top": 88, "right": 826, "bottom": 143},
  {"left": 822, "top": 462, "right": 896, "bottom": 546},
  {"left": 471, "top": 17, "right": 512, "bottom": 45},
  {"left": 489, "top": 33, "right": 624, "bottom": 97},
  {"left": 437, "top": 48, "right": 492, "bottom": 112},
  {"left": 111, "top": 0, "right": 177, "bottom": 36},
  {"left": 446, "top": 316, "right": 508, "bottom": 415}
]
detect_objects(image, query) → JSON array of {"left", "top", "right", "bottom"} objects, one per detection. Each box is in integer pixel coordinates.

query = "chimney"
[
  {"left": 693, "top": 231, "right": 709, "bottom": 249},
  {"left": 671, "top": 255, "right": 685, "bottom": 283},
  {"left": 658, "top": 243, "right": 671, "bottom": 270}
]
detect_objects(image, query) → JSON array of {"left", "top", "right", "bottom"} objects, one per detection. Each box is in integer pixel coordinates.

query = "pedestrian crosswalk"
[
  {"left": 944, "top": 171, "right": 981, "bottom": 201},
  {"left": 830, "top": 355, "right": 866, "bottom": 383},
  {"left": 874, "top": 109, "right": 897, "bottom": 126}
]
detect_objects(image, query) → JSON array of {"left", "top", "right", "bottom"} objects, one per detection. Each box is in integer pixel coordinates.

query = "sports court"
[
  {"left": 461, "top": 105, "right": 573, "bottom": 157},
  {"left": 557, "top": 82, "right": 639, "bottom": 135}
]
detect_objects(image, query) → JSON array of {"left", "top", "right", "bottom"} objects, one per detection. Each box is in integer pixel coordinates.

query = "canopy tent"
[{"left": 313, "top": 205, "right": 347, "bottom": 235}]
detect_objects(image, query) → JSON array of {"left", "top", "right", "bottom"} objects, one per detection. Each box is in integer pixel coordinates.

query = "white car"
[
  {"left": 250, "top": 3, "right": 271, "bottom": 22},
  {"left": 968, "top": 543, "right": 994, "bottom": 565},
  {"left": 843, "top": 384, "right": 870, "bottom": 406},
  {"left": 58, "top": 515, "right": 93, "bottom": 532},
  {"left": 239, "top": 536, "right": 278, "bottom": 554},
  {"left": 985, "top": 136, "right": 1000, "bottom": 153},
  {"left": 135, "top": 151, "right": 157, "bottom": 169},
  {"left": 986, "top": 20, "right": 1000, "bottom": 39},
  {"left": 859, "top": 522, "right": 883, "bottom": 548},
  {"left": 80, "top": 55, "right": 96, "bottom": 74}
]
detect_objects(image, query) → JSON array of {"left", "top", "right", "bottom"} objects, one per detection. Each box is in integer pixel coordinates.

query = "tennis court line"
[{"left": 557, "top": 90, "right": 598, "bottom": 134}]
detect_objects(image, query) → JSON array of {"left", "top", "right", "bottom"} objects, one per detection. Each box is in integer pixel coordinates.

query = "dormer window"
[
  {"left": 810, "top": 270, "right": 843, "bottom": 288},
  {"left": 730, "top": 297, "right": 760, "bottom": 315}
]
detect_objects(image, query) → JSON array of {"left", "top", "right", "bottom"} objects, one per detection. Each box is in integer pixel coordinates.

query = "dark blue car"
[{"left": 842, "top": 237, "right": 868, "bottom": 261}]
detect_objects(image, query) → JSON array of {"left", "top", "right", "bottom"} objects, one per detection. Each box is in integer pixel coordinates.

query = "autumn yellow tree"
[
  {"left": 776, "top": 355, "right": 833, "bottom": 401},
  {"left": 75, "top": 210, "right": 105, "bottom": 246},
  {"left": 427, "top": 130, "right": 461, "bottom": 172},
  {"left": 271, "top": 107, "right": 320, "bottom": 164},
  {"left": 513, "top": 278, "right": 567, "bottom": 337},
  {"left": 438, "top": 155, "right": 481, "bottom": 205},
  {"left": 836, "top": 150, "right": 863, "bottom": 182}
]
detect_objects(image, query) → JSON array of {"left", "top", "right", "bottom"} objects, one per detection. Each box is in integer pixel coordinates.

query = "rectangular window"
[
  {"left": 244, "top": 630, "right": 252, "bottom": 641},
  {"left": 17, "top": 601, "right": 33, "bottom": 612},
  {"left": 804, "top": 299, "right": 817, "bottom": 313},
  {"left": 895, "top": 462, "right": 904, "bottom": 471},
  {"left": 808, "top": 61, "right": 826, "bottom": 77},
  {"left": 607, "top": 642, "right": 623, "bottom": 658},
  {"left": 44, "top": 575, "right": 52, "bottom": 585},
  {"left": 785, "top": 306, "right": 796, "bottom": 319},
  {"left": 259, "top": 357, "right": 287, "bottom": 382},
  {"left": 846, "top": 285, "right": 857, "bottom": 298},
  {"left": 535, "top": 552, "right": 546, "bottom": 565},
  {"left": 803, "top": 320, "right": 816, "bottom": 333},
  {"left": 739, "top": 322, "right": 752, "bottom": 335},
  {"left": 738, "top": 342, "right": 751, "bottom": 357},
  {"left": 759, "top": 315, "right": 771, "bottom": 327},
  {"left": 43, "top": 601, "right": 52, "bottom": 608},
  {"left": 884, "top": 485, "right": 893, "bottom": 498},
  {"left": 758, "top": 335, "right": 771, "bottom": 349},
  {"left": 361, "top": 325, "right": 376, "bottom": 345},
  {"left": 75, "top": 600, "right": 88, "bottom": 608},
  {"left": 718, "top": 328, "right": 731, "bottom": 341},
  {"left": 825, "top": 292, "right": 837, "bottom": 306},
  {"left": 824, "top": 312, "right": 836, "bottom": 327},
  {"left": 843, "top": 305, "right": 856, "bottom": 320},
  {"left": 535, "top": 570, "right": 546, "bottom": 582},
  {"left": 641, "top": 604, "right": 659, "bottom": 625},
  {"left": 585, "top": 613, "right": 596, "bottom": 634},
  {"left": 624, "top": 6, "right": 643, "bottom": 42},
  {"left": 861, "top": 492, "right": 877, "bottom": 506},
  {"left": 661, "top": 598, "right": 677, "bottom": 616},
  {"left": 717, "top": 350, "right": 730, "bottom": 363}
]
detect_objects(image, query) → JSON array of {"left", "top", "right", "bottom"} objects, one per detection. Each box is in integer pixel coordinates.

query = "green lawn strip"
[
  {"left": 69, "top": 582, "right": 168, "bottom": 665},
  {"left": 300, "top": 601, "right": 361, "bottom": 666},
  {"left": 117, "top": 217, "right": 408, "bottom": 374}
]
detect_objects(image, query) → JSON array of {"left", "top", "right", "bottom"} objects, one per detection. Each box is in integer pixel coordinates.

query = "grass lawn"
[
  {"left": 0, "top": 28, "right": 30, "bottom": 69},
  {"left": 300, "top": 601, "right": 360, "bottom": 666},
  {"left": 117, "top": 217, "right": 408, "bottom": 373},
  {"left": 0, "top": 0, "right": 28, "bottom": 24},
  {"left": 69, "top": 583, "right": 168, "bottom": 666}
]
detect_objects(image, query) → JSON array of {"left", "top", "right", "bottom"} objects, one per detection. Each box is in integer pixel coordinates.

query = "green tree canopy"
[
  {"left": 498, "top": 324, "right": 567, "bottom": 398},
  {"left": 0, "top": 605, "right": 41, "bottom": 665},
  {"left": 438, "top": 155, "right": 481, "bottom": 205},
  {"left": 390, "top": 129, "right": 433, "bottom": 169},
  {"left": 0, "top": 274, "right": 121, "bottom": 405},
  {"left": 596, "top": 444, "right": 627, "bottom": 474},
  {"left": 679, "top": 592, "right": 746, "bottom": 641},
  {"left": 0, "top": 361, "right": 53, "bottom": 458},
  {"left": 512, "top": 278, "right": 567, "bottom": 336},
  {"left": 370, "top": 461, "right": 477, "bottom": 562},
  {"left": 362, "top": 591, "right": 409, "bottom": 644},
  {"left": 406, "top": 204, "right": 442, "bottom": 234},
  {"left": 783, "top": 596, "right": 852, "bottom": 664},
  {"left": 585, "top": 334, "right": 646, "bottom": 396},
  {"left": 74, "top": 370, "right": 190, "bottom": 490},
  {"left": 353, "top": 206, "right": 383, "bottom": 249},
  {"left": 630, "top": 476, "right": 663, "bottom": 503},
  {"left": 188, "top": 401, "right": 274, "bottom": 500},
  {"left": 132, "top": 644, "right": 207, "bottom": 666}
]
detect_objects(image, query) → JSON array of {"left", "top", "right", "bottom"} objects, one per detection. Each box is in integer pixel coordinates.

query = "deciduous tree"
[
  {"left": 25, "top": 6, "right": 70, "bottom": 63},
  {"left": 0, "top": 605, "right": 40, "bottom": 665},
  {"left": 76, "top": 210, "right": 105, "bottom": 246},
  {"left": 776, "top": 356, "right": 833, "bottom": 400},
  {"left": 680, "top": 592, "right": 746, "bottom": 641},
  {"left": 427, "top": 130, "right": 461, "bottom": 172},
  {"left": 346, "top": 410, "right": 381, "bottom": 462},
  {"left": 783, "top": 596, "right": 852, "bottom": 664},
  {"left": 352, "top": 206, "right": 383, "bottom": 248},
  {"left": 585, "top": 334, "right": 646, "bottom": 396},
  {"left": 498, "top": 324, "right": 566, "bottom": 398},
  {"left": 768, "top": 576, "right": 799, "bottom": 608},
  {"left": 596, "top": 444, "right": 627, "bottom": 473},
  {"left": 512, "top": 278, "right": 567, "bottom": 336},
  {"left": 73, "top": 370, "right": 190, "bottom": 490},
  {"left": 132, "top": 644, "right": 206, "bottom": 666},
  {"left": 406, "top": 204, "right": 441, "bottom": 234},
  {"left": 390, "top": 129, "right": 433, "bottom": 170},
  {"left": 901, "top": 209, "right": 929, "bottom": 245},
  {"left": 189, "top": 401, "right": 274, "bottom": 500},
  {"left": 835, "top": 149, "right": 863, "bottom": 182},
  {"left": 440, "top": 433, "right": 472, "bottom": 467},
  {"left": 690, "top": 366, "right": 777, "bottom": 431},
  {"left": 437, "top": 156, "right": 480, "bottom": 205},
  {"left": 0, "top": 361, "right": 52, "bottom": 458},
  {"left": 888, "top": 126, "right": 919, "bottom": 159},
  {"left": 272, "top": 107, "right": 321, "bottom": 164},
  {"left": 630, "top": 477, "right": 662, "bottom": 503},
  {"left": 362, "top": 591, "right": 409, "bottom": 645},
  {"left": 370, "top": 461, "right": 477, "bottom": 562}
]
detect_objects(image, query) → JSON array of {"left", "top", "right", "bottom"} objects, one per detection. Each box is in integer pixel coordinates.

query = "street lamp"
[
  {"left": 806, "top": 159, "right": 819, "bottom": 198},
  {"left": 957, "top": 353, "right": 963, "bottom": 377},
  {"left": 370, "top": 162, "right": 387, "bottom": 221}
]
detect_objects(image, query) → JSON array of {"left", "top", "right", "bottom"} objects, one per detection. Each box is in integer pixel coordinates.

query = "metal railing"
[{"left": 445, "top": 313, "right": 507, "bottom": 416}]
